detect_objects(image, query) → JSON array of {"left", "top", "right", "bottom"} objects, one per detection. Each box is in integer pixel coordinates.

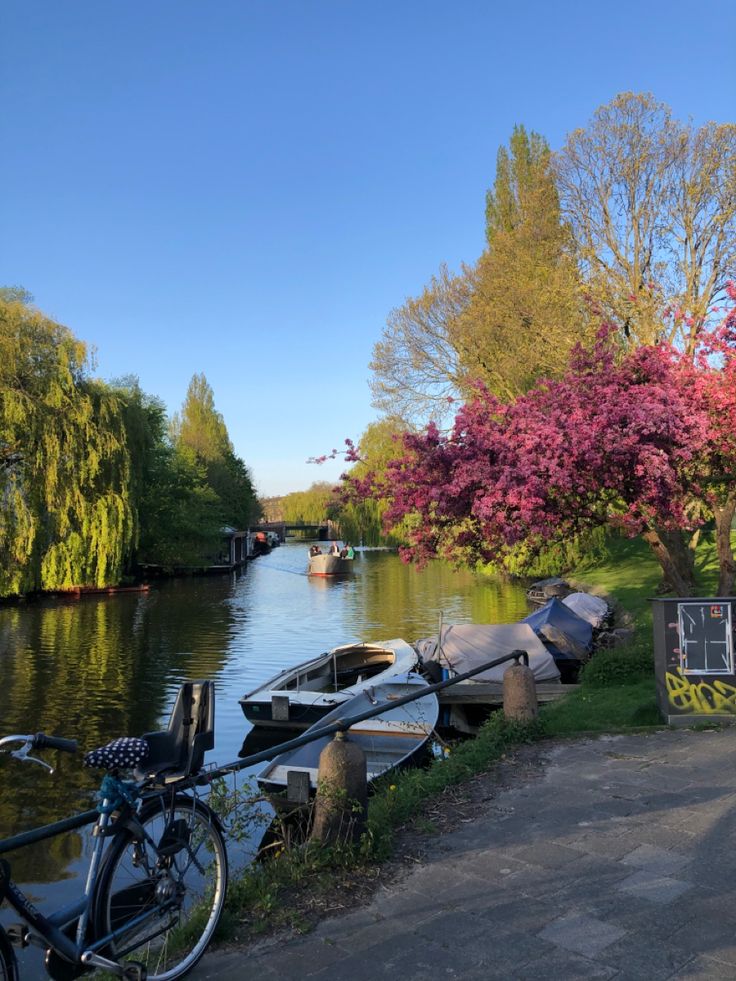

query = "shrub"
[{"left": 581, "top": 639, "right": 654, "bottom": 688}]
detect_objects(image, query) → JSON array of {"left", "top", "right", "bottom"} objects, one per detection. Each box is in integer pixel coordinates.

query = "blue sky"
[{"left": 3, "top": 1, "right": 734, "bottom": 496}]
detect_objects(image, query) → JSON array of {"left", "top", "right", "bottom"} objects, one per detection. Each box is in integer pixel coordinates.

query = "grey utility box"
[{"left": 652, "top": 597, "right": 736, "bottom": 725}]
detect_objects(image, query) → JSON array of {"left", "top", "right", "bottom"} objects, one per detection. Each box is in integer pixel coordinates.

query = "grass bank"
[{"left": 218, "top": 530, "right": 730, "bottom": 943}]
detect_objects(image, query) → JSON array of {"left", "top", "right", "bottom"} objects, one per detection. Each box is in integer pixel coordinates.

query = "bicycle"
[{"left": 0, "top": 680, "right": 228, "bottom": 981}]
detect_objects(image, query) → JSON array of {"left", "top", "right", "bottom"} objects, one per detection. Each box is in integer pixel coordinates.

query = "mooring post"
[
  {"left": 503, "top": 660, "right": 538, "bottom": 722},
  {"left": 310, "top": 731, "right": 368, "bottom": 846}
]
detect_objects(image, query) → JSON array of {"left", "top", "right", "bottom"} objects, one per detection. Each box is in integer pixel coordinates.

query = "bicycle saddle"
[{"left": 83, "top": 737, "right": 149, "bottom": 771}]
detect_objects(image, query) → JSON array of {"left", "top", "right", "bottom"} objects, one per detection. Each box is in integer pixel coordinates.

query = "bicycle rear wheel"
[{"left": 93, "top": 794, "right": 228, "bottom": 981}]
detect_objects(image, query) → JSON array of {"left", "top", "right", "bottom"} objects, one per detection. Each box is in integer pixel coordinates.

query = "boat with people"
[
  {"left": 307, "top": 542, "right": 355, "bottom": 576},
  {"left": 307, "top": 552, "right": 345, "bottom": 576},
  {"left": 256, "top": 674, "right": 439, "bottom": 794},
  {"left": 239, "top": 637, "right": 419, "bottom": 729}
]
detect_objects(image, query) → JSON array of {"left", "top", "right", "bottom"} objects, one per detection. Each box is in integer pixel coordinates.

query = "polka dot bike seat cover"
[{"left": 83, "top": 737, "right": 149, "bottom": 771}]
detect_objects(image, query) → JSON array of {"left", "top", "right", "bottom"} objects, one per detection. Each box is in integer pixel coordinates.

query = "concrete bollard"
[
  {"left": 310, "top": 731, "right": 368, "bottom": 846},
  {"left": 503, "top": 662, "right": 538, "bottom": 722}
]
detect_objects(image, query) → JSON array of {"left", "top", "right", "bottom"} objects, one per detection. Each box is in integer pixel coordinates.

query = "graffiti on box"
[{"left": 666, "top": 668, "right": 736, "bottom": 715}]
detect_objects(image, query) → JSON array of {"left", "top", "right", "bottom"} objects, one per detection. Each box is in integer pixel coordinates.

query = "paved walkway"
[{"left": 192, "top": 728, "right": 736, "bottom": 979}]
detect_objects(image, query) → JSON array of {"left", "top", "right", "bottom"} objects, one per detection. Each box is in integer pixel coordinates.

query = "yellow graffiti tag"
[{"left": 666, "top": 669, "right": 736, "bottom": 715}]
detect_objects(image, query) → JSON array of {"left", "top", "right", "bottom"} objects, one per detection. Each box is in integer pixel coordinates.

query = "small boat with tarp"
[
  {"left": 415, "top": 623, "right": 560, "bottom": 733},
  {"left": 522, "top": 597, "right": 593, "bottom": 682},
  {"left": 561, "top": 592, "right": 611, "bottom": 629},
  {"left": 526, "top": 577, "right": 571, "bottom": 605}
]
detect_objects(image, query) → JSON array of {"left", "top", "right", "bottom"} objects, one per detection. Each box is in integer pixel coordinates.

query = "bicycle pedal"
[
  {"left": 122, "top": 962, "right": 147, "bottom": 981},
  {"left": 6, "top": 922, "right": 30, "bottom": 947}
]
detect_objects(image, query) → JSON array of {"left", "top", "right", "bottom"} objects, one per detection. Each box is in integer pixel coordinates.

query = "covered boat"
[
  {"left": 239, "top": 638, "right": 419, "bottom": 729},
  {"left": 523, "top": 598, "right": 593, "bottom": 681},
  {"left": 415, "top": 623, "right": 560, "bottom": 683},
  {"left": 257, "top": 675, "right": 439, "bottom": 794},
  {"left": 526, "top": 577, "right": 571, "bottom": 605},
  {"left": 562, "top": 592, "right": 610, "bottom": 629}
]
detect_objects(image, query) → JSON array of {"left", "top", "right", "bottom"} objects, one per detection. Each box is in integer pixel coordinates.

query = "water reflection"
[
  {"left": 0, "top": 543, "right": 528, "bottom": 886},
  {"left": 0, "top": 583, "right": 236, "bottom": 882}
]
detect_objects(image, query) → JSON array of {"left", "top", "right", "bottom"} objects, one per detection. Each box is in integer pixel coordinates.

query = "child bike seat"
[
  {"left": 81, "top": 681, "right": 215, "bottom": 783},
  {"left": 137, "top": 680, "right": 215, "bottom": 784}
]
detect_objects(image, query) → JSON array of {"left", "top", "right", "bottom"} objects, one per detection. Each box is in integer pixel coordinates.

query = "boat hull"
[
  {"left": 257, "top": 676, "right": 439, "bottom": 794},
  {"left": 240, "top": 639, "right": 419, "bottom": 729},
  {"left": 241, "top": 700, "right": 334, "bottom": 730},
  {"left": 307, "top": 553, "right": 352, "bottom": 576}
]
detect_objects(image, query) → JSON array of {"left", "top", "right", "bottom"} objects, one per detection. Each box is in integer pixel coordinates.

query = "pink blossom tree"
[
  {"left": 675, "top": 284, "right": 736, "bottom": 593},
  {"left": 371, "top": 294, "right": 736, "bottom": 596}
]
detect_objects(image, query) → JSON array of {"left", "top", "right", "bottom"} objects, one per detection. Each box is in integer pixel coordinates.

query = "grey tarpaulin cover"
[
  {"left": 415, "top": 623, "right": 560, "bottom": 682},
  {"left": 562, "top": 592, "right": 610, "bottom": 628}
]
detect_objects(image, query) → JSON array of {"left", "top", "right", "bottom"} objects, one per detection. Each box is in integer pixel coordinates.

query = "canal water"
[{"left": 0, "top": 541, "right": 528, "bottom": 957}]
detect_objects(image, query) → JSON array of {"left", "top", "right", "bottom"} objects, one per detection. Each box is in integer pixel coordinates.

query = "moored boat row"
[{"left": 243, "top": 578, "right": 613, "bottom": 795}]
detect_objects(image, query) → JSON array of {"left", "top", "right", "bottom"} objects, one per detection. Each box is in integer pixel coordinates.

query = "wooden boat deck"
[{"left": 437, "top": 682, "right": 579, "bottom": 707}]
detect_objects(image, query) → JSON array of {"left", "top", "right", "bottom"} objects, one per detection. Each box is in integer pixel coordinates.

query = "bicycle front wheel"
[
  {"left": 0, "top": 927, "right": 19, "bottom": 981},
  {"left": 93, "top": 794, "right": 228, "bottom": 981}
]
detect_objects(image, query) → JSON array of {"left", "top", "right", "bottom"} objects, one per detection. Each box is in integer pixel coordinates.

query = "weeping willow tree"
[
  {"left": 0, "top": 290, "right": 134, "bottom": 595},
  {"left": 281, "top": 482, "right": 336, "bottom": 525},
  {"left": 338, "top": 418, "right": 409, "bottom": 547}
]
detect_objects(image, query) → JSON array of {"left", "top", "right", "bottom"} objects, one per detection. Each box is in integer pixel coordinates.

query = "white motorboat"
[
  {"left": 307, "top": 549, "right": 354, "bottom": 576},
  {"left": 257, "top": 675, "right": 439, "bottom": 794},
  {"left": 307, "top": 552, "right": 345, "bottom": 576},
  {"left": 239, "top": 638, "right": 419, "bottom": 729}
]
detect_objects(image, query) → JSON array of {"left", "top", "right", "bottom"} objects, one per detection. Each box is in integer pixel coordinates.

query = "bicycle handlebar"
[
  {"left": 0, "top": 733, "right": 77, "bottom": 755},
  {"left": 32, "top": 734, "right": 77, "bottom": 754}
]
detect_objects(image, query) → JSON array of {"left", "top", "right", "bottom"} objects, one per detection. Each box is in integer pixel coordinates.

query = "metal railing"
[{"left": 0, "top": 649, "right": 530, "bottom": 854}]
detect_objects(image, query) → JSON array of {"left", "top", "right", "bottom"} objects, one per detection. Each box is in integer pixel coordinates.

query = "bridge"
[{"left": 255, "top": 520, "right": 338, "bottom": 542}]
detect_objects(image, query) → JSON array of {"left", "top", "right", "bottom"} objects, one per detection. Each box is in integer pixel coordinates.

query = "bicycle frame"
[{"left": 0, "top": 786, "right": 183, "bottom": 978}]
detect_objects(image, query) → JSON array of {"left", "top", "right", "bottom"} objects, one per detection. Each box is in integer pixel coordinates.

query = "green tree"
[
  {"left": 172, "top": 373, "right": 259, "bottom": 529},
  {"left": 0, "top": 291, "right": 134, "bottom": 595},
  {"left": 109, "top": 376, "right": 225, "bottom": 570},
  {"left": 485, "top": 125, "right": 555, "bottom": 241},
  {"left": 281, "top": 482, "right": 336, "bottom": 524},
  {"left": 135, "top": 443, "right": 224, "bottom": 569},
  {"left": 461, "top": 125, "right": 588, "bottom": 400},
  {"left": 369, "top": 125, "right": 586, "bottom": 417},
  {"left": 170, "top": 373, "right": 231, "bottom": 461}
]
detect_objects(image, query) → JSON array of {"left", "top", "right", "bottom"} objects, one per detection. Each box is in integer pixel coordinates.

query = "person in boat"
[
  {"left": 309, "top": 545, "right": 322, "bottom": 557},
  {"left": 346, "top": 544, "right": 355, "bottom": 559},
  {"left": 329, "top": 542, "right": 340, "bottom": 555},
  {"left": 339, "top": 545, "right": 348, "bottom": 558}
]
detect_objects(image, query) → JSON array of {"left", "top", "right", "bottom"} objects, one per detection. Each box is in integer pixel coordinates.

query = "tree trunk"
[
  {"left": 713, "top": 496, "right": 736, "bottom": 596},
  {"left": 642, "top": 527, "right": 697, "bottom": 596},
  {"left": 688, "top": 527, "right": 701, "bottom": 555}
]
